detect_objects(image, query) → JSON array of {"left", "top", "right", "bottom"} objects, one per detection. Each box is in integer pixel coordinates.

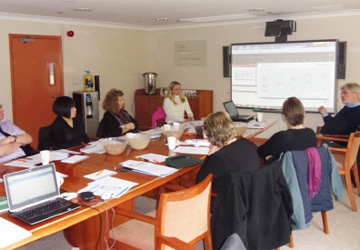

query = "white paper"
[
  {"left": 173, "top": 146, "right": 209, "bottom": 155},
  {"left": 184, "top": 139, "right": 210, "bottom": 147},
  {"left": 0, "top": 218, "right": 32, "bottom": 249},
  {"left": 4, "top": 158, "right": 38, "bottom": 168},
  {"left": 61, "top": 155, "right": 89, "bottom": 164},
  {"left": 56, "top": 149, "right": 82, "bottom": 155},
  {"left": 78, "top": 176, "right": 138, "bottom": 198},
  {"left": 121, "top": 160, "right": 178, "bottom": 177},
  {"left": 247, "top": 120, "right": 266, "bottom": 129},
  {"left": 137, "top": 153, "right": 168, "bottom": 163},
  {"left": 84, "top": 169, "right": 118, "bottom": 180},
  {"left": 80, "top": 142, "right": 105, "bottom": 154},
  {"left": 141, "top": 129, "right": 162, "bottom": 139}
]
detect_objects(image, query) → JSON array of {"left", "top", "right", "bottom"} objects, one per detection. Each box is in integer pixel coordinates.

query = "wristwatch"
[{"left": 11, "top": 135, "right": 17, "bottom": 143}]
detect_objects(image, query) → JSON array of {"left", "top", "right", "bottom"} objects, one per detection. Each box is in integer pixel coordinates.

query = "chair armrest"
[
  {"left": 157, "top": 235, "right": 198, "bottom": 250},
  {"left": 330, "top": 147, "right": 347, "bottom": 154},
  {"left": 316, "top": 134, "right": 349, "bottom": 142},
  {"left": 113, "top": 207, "right": 157, "bottom": 225}
]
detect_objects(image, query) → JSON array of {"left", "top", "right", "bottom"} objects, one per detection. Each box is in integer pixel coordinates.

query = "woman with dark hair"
[
  {"left": 196, "top": 111, "right": 260, "bottom": 184},
  {"left": 257, "top": 96, "right": 317, "bottom": 162},
  {"left": 163, "top": 81, "right": 194, "bottom": 123},
  {"left": 51, "top": 96, "right": 89, "bottom": 149},
  {"left": 96, "top": 89, "right": 138, "bottom": 138}
]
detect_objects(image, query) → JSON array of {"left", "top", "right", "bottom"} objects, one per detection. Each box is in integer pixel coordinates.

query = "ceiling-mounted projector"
[{"left": 265, "top": 19, "right": 296, "bottom": 42}]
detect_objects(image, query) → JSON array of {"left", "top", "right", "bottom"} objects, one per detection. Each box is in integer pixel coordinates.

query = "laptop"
[
  {"left": 4, "top": 163, "right": 80, "bottom": 225},
  {"left": 223, "top": 100, "right": 254, "bottom": 122}
]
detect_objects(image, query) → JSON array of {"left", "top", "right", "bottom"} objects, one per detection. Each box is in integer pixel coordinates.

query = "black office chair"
[{"left": 37, "top": 125, "right": 55, "bottom": 150}]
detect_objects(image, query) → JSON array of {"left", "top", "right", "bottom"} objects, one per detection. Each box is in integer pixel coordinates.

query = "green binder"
[
  {"left": 166, "top": 155, "right": 203, "bottom": 169},
  {"left": 0, "top": 196, "right": 9, "bottom": 213}
]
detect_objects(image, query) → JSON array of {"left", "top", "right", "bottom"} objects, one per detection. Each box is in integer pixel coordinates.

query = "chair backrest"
[
  {"left": 37, "top": 125, "right": 54, "bottom": 150},
  {"left": 211, "top": 162, "right": 293, "bottom": 250},
  {"left": 344, "top": 132, "right": 360, "bottom": 169},
  {"left": 152, "top": 107, "right": 166, "bottom": 128},
  {"left": 281, "top": 145, "right": 343, "bottom": 229},
  {"left": 156, "top": 174, "right": 213, "bottom": 250}
]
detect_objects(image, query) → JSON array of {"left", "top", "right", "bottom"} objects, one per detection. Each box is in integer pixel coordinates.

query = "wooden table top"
[{"left": 0, "top": 121, "right": 276, "bottom": 249}]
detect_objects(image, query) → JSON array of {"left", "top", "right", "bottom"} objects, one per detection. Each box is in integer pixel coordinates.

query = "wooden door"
[{"left": 9, "top": 34, "right": 64, "bottom": 148}]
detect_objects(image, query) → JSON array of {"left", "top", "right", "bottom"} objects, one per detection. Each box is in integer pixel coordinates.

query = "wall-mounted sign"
[{"left": 175, "top": 40, "right": 207, "bottom": 66}]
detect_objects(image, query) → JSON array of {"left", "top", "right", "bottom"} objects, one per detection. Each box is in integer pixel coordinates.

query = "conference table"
[{"left": 0, "top": 119, "right": 276, "bottom": 250}]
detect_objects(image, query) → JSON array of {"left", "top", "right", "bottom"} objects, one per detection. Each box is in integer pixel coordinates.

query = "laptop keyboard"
[{"left": 22, "top": 198, "right": 71, "bottom": 219}]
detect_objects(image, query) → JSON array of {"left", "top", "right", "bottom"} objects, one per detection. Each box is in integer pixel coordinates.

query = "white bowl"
[
  {"left": 126, "top": 133, "right": 150, "bottom": 150},
  {"left": 161, "top": 126, "right": 185, "bottom": 140},
  {"left": 101, "top": 138, "right": 127, "bottom": 155}
]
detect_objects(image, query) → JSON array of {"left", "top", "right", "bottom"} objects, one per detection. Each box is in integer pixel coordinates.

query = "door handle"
[{"left": 53, "top": 95, "right": 60, "bottom": 98}]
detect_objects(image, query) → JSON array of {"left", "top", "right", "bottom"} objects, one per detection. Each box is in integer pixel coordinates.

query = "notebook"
[
  {"left": 223, "top": 100, "right": 254, "bottom": 122},
  {"left": 3, "top": 163, "right": 80, "bottom": 225}
]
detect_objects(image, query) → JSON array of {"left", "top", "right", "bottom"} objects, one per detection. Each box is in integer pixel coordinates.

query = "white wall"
[
  {"left": 150, "top": 14, "right": 360, "bottom": 137},
  {"left": 0, "top": 18, "right": 151, "bottom": 121},
  {"left": 1, "top": 13, "right": 360, "bottom": 138}
]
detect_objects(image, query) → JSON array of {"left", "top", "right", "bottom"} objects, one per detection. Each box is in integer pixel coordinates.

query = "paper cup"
[
  {"left": 173, "top": 122, "right": 180, "bottom": 131},
  {"left": 163, "top": 124, "right": 171, "bottom": 131},
  {"left": 167, "top": 136, "right": 178, "bottom": 151},
  {"left": 256, "top": 113, "right": 263, "bottom": 123},
  {"left": 40, "top": 150, "right": 50, "bottom": 165}
]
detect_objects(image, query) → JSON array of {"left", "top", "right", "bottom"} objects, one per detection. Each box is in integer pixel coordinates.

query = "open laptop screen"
[
  {"left": 4, "top": 164, "right": 59, "bottom": 211},
  {"left": 223, "top": 101, "right": 239, "bottom": 117}
]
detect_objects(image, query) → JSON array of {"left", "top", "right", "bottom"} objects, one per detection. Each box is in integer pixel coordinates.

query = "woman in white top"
[{"left": 163, "top": 81, "right": 194, "bottom": 123}]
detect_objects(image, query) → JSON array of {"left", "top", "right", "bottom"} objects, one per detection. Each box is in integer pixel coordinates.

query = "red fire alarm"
[{"left": 67, "top": 31, "right": 74, "bottom": 37}]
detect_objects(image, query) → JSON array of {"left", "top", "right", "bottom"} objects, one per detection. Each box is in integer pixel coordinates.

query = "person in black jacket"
[
  {"left": 96, "top": 89, "right": 138, "bottom": 138},
  {"left": 196, "top": 111, "right": 260, "bottom": 185},
  {"left": 51, "top": 96, "right": 89, "bottom": 149},
  {"left": 257, "top": 97, "right": 317, "bottom": 162}
]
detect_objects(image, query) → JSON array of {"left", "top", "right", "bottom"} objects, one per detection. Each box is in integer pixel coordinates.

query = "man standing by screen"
[{"left": 318, "top": 82, "right": 360, "bottom": 135}]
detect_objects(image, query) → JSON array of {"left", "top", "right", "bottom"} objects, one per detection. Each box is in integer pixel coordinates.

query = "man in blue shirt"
[{"left": 318, "top": 82, "right": 360, "bottom": 135}]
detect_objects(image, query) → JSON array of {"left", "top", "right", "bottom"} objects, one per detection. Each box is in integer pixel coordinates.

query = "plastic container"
[{"left": 83, "top": 71, "right": 94, "bottom": 92}]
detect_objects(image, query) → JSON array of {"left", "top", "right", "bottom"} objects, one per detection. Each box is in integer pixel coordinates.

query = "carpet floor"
[{"left": 19, "top": 185, "right": 360, "bottom": 250}]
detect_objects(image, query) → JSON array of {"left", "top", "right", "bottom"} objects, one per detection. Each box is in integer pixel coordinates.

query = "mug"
[
  {"left": 256, "top": 113, "right": 263, "bottom": 123},
  {"left": 167, "top": 136, "right": 179, "bottom": 150},
  {"left": 56, "top": 174, "right": 64, "bottom": 187}
]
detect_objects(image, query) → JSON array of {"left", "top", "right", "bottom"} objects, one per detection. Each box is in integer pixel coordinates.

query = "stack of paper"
[
  {"left": 184, "top": 139, "right": 210, "bottom": 147},
  {"left": 0, "top": 218, "right": 32, "bottom": 249},
  {"left": 80, "top": 141, "right": 105, "bottom": 154},
  {"left": 78, "top": 175, "right": 138, "bottom": 198},
  {"left": 121, "top": 160, "right": 178, "bottom": 177},
  {"left": 173, "top": 146, "right": 209, "bottom": 155}
]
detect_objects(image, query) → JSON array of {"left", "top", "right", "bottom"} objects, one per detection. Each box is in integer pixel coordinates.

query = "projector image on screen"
[{"left": 230, "top": 40, "right": 339, "bottom": 114}]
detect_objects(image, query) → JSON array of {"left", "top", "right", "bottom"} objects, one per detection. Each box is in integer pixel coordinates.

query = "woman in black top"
[
  {"left": 51, "top": 96, "right": 89, "bottom": 149},
  {"left": 196, "top": 111, "right": 260, "bottom": 184},
  {"left": 257, "top": 97, "right": 317, "bottom": 161},
  {"left": 96, "top": 89, "right": 138, "bottom": 138}
]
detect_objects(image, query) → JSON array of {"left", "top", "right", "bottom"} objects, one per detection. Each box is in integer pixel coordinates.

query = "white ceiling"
[{"left": 1, "top": 0, "right": 360, "bottom": 28}]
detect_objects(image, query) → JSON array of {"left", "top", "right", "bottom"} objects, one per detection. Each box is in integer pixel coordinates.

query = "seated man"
[
  {"left": 318, "top": 82, "right": 360, "bottom": 135},
  {"left": 318, "top": 82, "right": 360, "bottom": 181},
  {"left": 0, "top": 103, "right": 33, "bottom": 163}
]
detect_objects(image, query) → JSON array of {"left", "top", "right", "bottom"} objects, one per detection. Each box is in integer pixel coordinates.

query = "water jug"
[
  {"left": 83, "top": 71, "right": 94, "bottom": 92},
  {"left": 143, "top": 72, "right": 157, "bottom": 95}
]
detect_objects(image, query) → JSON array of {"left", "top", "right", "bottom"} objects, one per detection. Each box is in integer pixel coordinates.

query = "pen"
[
  {"left": 153, "top": 159, "right": 160, "bottom": 164},
  {"left": 97, "top": 170, "right": 104, "bottom": 176},
  {"left": 18, "top": 159, "right": 26, "bottom": 162},
  {"left": 134, "top": 157, "right": 149, "bottom": 162}
]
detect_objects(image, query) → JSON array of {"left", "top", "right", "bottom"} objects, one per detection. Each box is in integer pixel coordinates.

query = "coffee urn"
[{"left": 143, "top": 72, "right": 157, "bottom": 95}]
